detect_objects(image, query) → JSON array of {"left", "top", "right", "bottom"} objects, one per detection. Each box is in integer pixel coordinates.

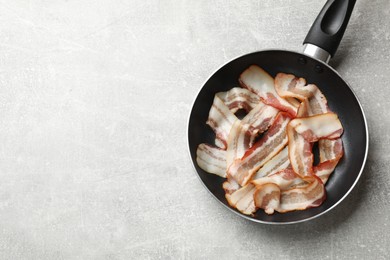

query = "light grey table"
[{"left": 0, "top": 0, "right": 389, "bottom": 259}]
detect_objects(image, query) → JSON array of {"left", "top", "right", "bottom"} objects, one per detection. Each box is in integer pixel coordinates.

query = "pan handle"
[{"left": 303, "top": 0, "right": 356, "bottom": 63}]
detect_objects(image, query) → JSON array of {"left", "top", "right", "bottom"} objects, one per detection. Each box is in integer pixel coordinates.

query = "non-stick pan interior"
[{"left": 188, "top": 50, "right": 368, "bottom": 223}]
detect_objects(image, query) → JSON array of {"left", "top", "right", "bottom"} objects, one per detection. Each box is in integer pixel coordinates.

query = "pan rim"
[{"left": 186, "top": 49, "right": 369, "bottom": 224}]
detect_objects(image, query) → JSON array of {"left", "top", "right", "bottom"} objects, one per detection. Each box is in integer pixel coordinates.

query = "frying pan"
[{"left": 187, "top": 0, "right": 368, "bottom": 224}]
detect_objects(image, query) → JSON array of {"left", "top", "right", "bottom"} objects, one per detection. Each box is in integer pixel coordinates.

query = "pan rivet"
[
  {"left": 314, "top": 65, "right": 323, "bottom": 73},
  {"left": 298, "top": 57, "right": 307, "bottom": 64}
]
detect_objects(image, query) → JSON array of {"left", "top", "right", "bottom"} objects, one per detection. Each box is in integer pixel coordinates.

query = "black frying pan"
[{"left": 187, "top": 0, "right": 368, "bottom": 224}]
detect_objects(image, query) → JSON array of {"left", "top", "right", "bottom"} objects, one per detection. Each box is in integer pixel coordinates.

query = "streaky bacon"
[
  {"left": 253, "top": 174, "right": 325, "bottom": 214},
  {"left": 216, "top": 87, "right": 260, "bottom": 113},
  {"left": 276, "top": 73, "right": 329, "bottom": 116},
  {"left": 226, "top": 183, "right": 257, "bottom": 214},
  {"left": 239, "top": 65, "right": 297, "bottom": 117},
  {"left": 277, "top": 176, "right": 326, "bottom": 213},
  {"left": 315, "top": 139, "right": 344, "bottom": 183},
  {"left": 275, "top": 73, "right": 317, "bottom": 100},
  {"left": 288, "top": 113, "right": 343, "bottom": 179},
  {"left": 227, "top": 112, "right": 292, "bottom": 186},
  {"left": 206, "top": 95, "right": 238, "bottom": 149},
  {"left": 226, "top": 102, "right": 279, "bottom": 167},
  {"left": 196, "top": 143, "right": 227, "bottom": 178},
  {"left": 230, "top": 168, "right": 300, "bottom": 215},
  {"left": 253, "top": 146, "right": 290, "bottom": 179},
  {"left": 252, "top": 169, "right": 306, "bottom": 214},
  {"left": 290, "top": 113, "right": 343, "bottom": 142}
]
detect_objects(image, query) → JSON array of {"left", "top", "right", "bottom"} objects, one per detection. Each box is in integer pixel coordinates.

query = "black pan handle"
[{"left": 303, "top": 0, "right": 356, "bottom": 58}]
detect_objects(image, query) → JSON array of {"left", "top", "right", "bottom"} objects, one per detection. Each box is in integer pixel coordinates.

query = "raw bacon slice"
[
  {"left": 289, "top": 113, "right": 343, "bottom": 142},
  {"left": 239, "top": 65, "right": 297, "bottom": 117},
  {"left": 253, "top": 146, "right": 290, "bottom": 179},
  {"left": 315, "top": 139, "right": 344, "bottom": 183},
  {"left": 253, "top": 183, "right": 281, "bottom": 214},
  {"left": 287, "top": 113, "right": 343, "bottom": 179},
  {"left": 241, "top": 102, "right": 279, "bottom": 135},
  {"left": 226, "top": 184, "right": 257, "bottom": 214},
  {"left": 226, "top": 103, "right": 279, "bottom": 166},
  {"left": 216, "top": 87, "right": 260, "bottom": 113},
  {"left": 227, "top": 112, "right": 292, "bottom": 186},
  {"left": 253, "top": 174, "right": 325, "bottom": 214},
  {"left": 229, "top": 168, "right": 300, "bottom": 215},
  {"left": 226, "top": 120, "right": 252, "bottom": 167},
  {"left": 275, "top": 73, "right": 329, "bottom": 116},
  {"left": 206, "top": 95, "right": 238, "bottom": 149},
  {"left": 252, "top": 168, "right": 305, "bottom": 189},
  {"left": 277, "top": 176, "right": 326, "bottom": 213},
  {"left": 251, "top": 169, "right": 306, "bottom": 214},
  {"left": 275, "top": 73, "right": 318, "bottom": 100},
  {"left": 228, "top": 149, "right": 291, "bottom": 215},
  {"left": 196, "top": 144, "right": 227, "bottom": 178}
]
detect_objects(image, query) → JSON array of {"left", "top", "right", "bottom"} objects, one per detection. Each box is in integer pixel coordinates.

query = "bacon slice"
[
  {"left": 315, "top": 139, "right": 344, "bottom": 183},
  {"left": 226, "top": 103, "right": 279, "bottom": 166},
  {"left": 227, "top": 112, "right": 292, "bottom": 186},
  {"left": 275, "top": 73, "right": 316, "bottom": 100},
  {"left": 253, "top": 146, "right": 290, "bottom": 179},
  {"left": 239, "top": 65, "right": 297, "bottom": 117},
  {"left": 206, "top": 95, "right": 238, "bottom": 149},
  {"left": 223, "top": 177, "right": 240, "bottom": 195},
  {"left": 275, "top": 73, "right": 329, "bottom": 116},
  {"left": 196, "top": 143, "right": 227, "bottom": 177},
  {"left": 253, "top": 174, "right": 325, "bottom": 214},
  {"left": 288, "top": 113, "right": 343, "bottom": 179},
  {"left": 228, "top": 149, "right": 291, "bottom": 215},
  {"left": 289, "top": 113, "right": 343, "bottom": 142},
  {"left": 277, "top": 176, "right": 326, "bottom": 213},
  {"left": 226, "top": 183, "right": 257, "bottom": 214},
  {"left": 253, "top": 183, "right": 281, "bottom": 214},
  {"left": 229, "top": 168, "right": 300, "bottom": 215},
  {"left": 216, "top": 87, "right": 260, "bottom": 113}
]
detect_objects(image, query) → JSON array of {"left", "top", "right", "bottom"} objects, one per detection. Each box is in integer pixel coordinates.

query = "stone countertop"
[{"left": 0, "top": 0, "right": 389, "bottom": 259}]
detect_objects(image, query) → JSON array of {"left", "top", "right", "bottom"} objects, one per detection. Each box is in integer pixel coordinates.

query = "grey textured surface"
[{"left": 0, "top": 0, "right": 389, "bottom": 259}]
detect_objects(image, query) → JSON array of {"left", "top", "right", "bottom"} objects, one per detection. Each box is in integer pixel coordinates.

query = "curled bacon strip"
[
  {"left": 239, "top": 65, "right": 297, "bottom": 117},
  {"left": 288, "top": 113, "right": 343, "bottom": 179},
  {"left": 227, "top": 112, "right": 291, "bottom": 186},
  {"left": 254, "top": 175, "right": 326, "bottom": 214},
  {"left": 227, "top": 148, "right": 291, "bottom": 215}
]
